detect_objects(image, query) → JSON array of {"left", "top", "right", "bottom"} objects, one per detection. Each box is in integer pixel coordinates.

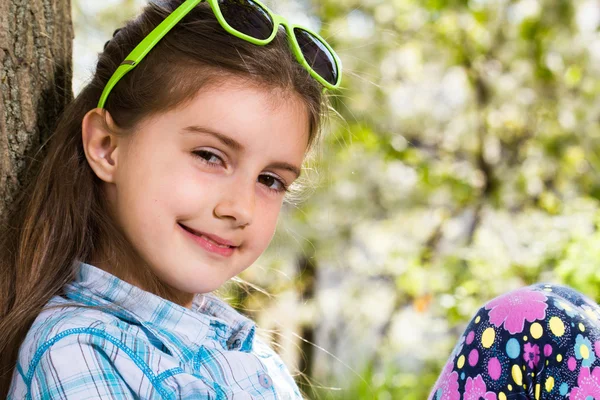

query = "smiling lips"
[
  {"left": 178, "top": 223, "right": 239, "bottom": 249},
  {"left": 179, "top": 223, "right": 237, "bottom": 257}
]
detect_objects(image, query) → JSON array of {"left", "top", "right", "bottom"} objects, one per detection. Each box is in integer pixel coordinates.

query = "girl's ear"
[{"left": 81, "top": 108, "right": 122, "bottom": 184}]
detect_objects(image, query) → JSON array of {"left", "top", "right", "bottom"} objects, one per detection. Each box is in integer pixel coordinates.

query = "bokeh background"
[{"left": 72, "top": 0, "right": 600, "bottom": 398}]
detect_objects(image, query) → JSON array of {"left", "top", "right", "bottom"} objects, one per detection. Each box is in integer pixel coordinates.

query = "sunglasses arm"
[
  {"left": 97, "top": 63, "right": 136, "bottom": 108},
  {"left": 97, "top": 0, "right": 203, "bottom": 108}
]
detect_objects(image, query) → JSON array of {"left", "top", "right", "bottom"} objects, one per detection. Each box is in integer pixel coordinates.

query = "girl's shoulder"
[
  {"left": 16, "top": 294, "right": 152, "bottom": 379},
  {"left": 10, "top": 296, "right": 186, "bottom": 399}
]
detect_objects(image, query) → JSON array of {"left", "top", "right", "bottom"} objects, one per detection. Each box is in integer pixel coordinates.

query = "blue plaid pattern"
[{"left": 8, "top": 261, "right": 303, "bottom": 399}]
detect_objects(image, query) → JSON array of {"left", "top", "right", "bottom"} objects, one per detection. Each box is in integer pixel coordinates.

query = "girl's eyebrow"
[
  {"left": 182, "top": 125, "right": 244, "bottom": 152},
  {"left": 181, "top": 125, "right": 301, "bottom": 179}
]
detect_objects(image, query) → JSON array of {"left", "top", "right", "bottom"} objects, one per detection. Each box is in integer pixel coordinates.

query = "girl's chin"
[{"left": 164, "top": 271, "right": 228, "bottom": 296}]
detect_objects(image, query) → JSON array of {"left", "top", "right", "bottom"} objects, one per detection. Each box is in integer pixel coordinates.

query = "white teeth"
[{"left": 200, "top": 234, "right": 231, "bottom": 248}]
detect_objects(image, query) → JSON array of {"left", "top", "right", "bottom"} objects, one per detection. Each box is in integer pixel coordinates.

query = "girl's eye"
[
  {"left": 192, "top": 150, "right": 224, "bottom": 167},
  {"left": 259, "top": 174, "right": 289, "bottom": 194},
  {"left": 193, "top": 150, "right": 288, "bottom": 194}
]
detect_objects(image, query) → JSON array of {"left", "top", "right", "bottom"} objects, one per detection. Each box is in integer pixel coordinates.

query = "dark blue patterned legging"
[{"left": 429, "top": 284, "right": 600, "bottom": 400}]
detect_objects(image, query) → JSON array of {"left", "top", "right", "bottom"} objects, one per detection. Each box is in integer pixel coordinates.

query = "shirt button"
[
  {"left": 258, "top": 372, "right": 273, "bottom": 389},
  {"left": 232, "top": 338, "right": 241, "bottom": 349}
]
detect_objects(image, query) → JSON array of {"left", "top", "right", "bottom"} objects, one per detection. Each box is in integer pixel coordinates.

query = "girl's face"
[{"left": 84, "top": 78, "right": 309, "bottom": 303}]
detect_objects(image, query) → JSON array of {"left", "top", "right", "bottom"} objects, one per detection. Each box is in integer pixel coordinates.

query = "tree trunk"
[{"left": 0, "top": 0, "right": 73, "bottom": 224}]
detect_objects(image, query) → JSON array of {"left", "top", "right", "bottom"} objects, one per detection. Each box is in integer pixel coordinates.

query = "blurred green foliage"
[{"left": 74, "top": 0, "right": 600, "bottom": 398}]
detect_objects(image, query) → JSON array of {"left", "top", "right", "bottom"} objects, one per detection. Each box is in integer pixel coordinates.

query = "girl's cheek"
[{"left": 169, "top": 173, "right": 214, "bottom": 207}]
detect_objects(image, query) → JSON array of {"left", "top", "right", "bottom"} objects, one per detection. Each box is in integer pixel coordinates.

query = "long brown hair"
[{"left": 0, "top": 0, "right": 326, "bottom": 395}]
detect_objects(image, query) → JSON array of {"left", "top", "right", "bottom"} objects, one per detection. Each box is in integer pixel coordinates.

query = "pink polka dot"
[
  {"left": 595, "top": 341, "right": 600, "bottom": 358},
  {"left": 568, "top": 356, "right": 577, "bottom": 371},
  {"left": 469, "top": 348, "right": 479, "bottom": 366},
  {"left": 488, "top": 357, "right": 501, "bottom": 380},
  {"left": 544, "top": 344, "right": 552, "bottom": 357},
  {"left": 466, "top": 331, "right": 475, "bottom": 345}
]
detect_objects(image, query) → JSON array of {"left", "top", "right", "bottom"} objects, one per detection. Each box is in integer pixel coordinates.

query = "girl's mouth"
[{"left": 178, "top": 223, "right": 237, "bottom": 257}]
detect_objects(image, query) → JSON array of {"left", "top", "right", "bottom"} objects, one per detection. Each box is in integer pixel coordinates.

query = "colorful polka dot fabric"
[{"left": 429, "top": 284, "right": 600, "bottom": 399}]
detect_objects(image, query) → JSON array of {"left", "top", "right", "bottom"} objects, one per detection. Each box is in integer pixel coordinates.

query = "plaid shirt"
[{"left": 8, "top": 261, "right": 303, "bottom": 399}]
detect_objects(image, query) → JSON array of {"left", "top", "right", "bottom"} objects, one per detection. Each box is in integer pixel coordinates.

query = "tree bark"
[{"left": 0, "top": 0, "right": 73, "bottom": 224}]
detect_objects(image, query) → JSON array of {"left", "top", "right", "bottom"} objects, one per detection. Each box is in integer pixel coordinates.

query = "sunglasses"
[{"left": 97, "top": 0, "right": 343, "bottom": 108}]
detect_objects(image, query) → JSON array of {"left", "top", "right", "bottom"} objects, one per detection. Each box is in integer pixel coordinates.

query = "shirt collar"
[{"left": 64, "top": 261, "right": 256, "bottom": 357}]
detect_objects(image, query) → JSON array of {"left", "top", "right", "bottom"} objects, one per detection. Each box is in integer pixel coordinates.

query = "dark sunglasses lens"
[
  {"left": 294, "top": 28, "right": 338, "bottom": 86},
  {"left": 218, "top": 0, "right": 274, "bottom": 40}
]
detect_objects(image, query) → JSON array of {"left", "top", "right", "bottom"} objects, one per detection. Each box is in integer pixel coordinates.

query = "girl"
[
  {"left": 0, "top": 0, "right": 342, "bottom": 398},
  {"left": 429, "top": 284, "right": 600, "bottom": 399}
]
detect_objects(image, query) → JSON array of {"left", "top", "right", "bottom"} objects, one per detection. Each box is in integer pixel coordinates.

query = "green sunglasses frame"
[{"left": 97, "top": 0, "right": 343, "bottom": 108}]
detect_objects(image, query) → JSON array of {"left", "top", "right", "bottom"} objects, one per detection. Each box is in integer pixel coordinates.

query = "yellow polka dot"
[
  {"left": 523, "top": 384, "right": 527, "bottom": 389},
  {"left": 545, "top": 376, "right": 555, "bottom": 392},
  {"left": 579, "top": 322, "right": 586, "bottom": 332},
  {"left": 531, "top": 372, "right": 535, "bottom": 377},
  {"left": 482, "top": 327, "right": 495, "bottom": 348},
  {"left": 530, "top": 322, "right": 543, "bottom": 339},
  {"left": 549, "top": 317, "right": 565, "bottom": 337},
  {"left": 499, "top": 393, "right": 507, "bottom": 400},
  {"left": 546, "top": 360, "right": 549, "bottom": 365},
  {"left": 512, "top": 364, "right": 523, "bottom": 385},
  {"left": 557, "top": 354, "right": 563, "bottom": 362},
  {"left": 508, "top": 384, "right": 513, "bottom": 391},
  {"left": 457, "top": 355, "right": 465, "bottom": 369},
  {"left": 535, "top": 383, "right": 540, "bottom": 400},
  {"left": 475, "top": 315, "right": 481, "bottom": 323},
  {"left": 523, "top": 335, "right": 528, "bottom": 341},
  {"left": 523, "top": 365, "right": 526, "bottom": 371},
  {"left": 581, "top": 344, "right": 590, "bottom": 359}
]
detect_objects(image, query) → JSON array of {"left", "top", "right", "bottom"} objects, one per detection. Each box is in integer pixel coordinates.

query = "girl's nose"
[{"left": 213, "top": 180, "right": 255, "bottom": 227}]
